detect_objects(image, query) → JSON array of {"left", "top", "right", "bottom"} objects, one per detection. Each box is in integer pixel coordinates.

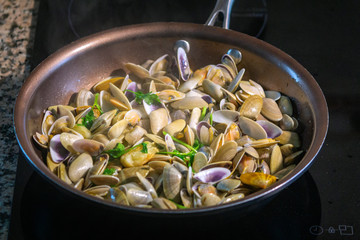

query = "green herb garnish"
[
  {"left": 199, "top": 106, "right": 207, "bottom": 121},
  {"left": 170, "top": 200, "right": 188, "bottom": 209},
  {"left": 158, "top": 150, "right": 196, "bottom": 167},
  {"left": 104, "top": 143, "right": 126, "bottom": 158},
  {"left": 104, "top": 142, "right": 148, "bottom": 159},
  {"left": 140, "top": 142, "right": 148, "bottom": 153},
  {"left": 163, "top": 131, "right": 197, "bottom": 152},
  {"left": 103, "top": 168, "right": 117, "bottom": 175},
  {"left": 92, "top": 93, "right": 103, "bottom": 114},
  {"left": 159, "top": 133, "right": 203, "bottom": 167},
  {"left": 78, "top": 93, "right": 103, "bottom": 129},
  {"left": 80, "top": 109, "right": 95, "bottom": 129},
  {"left": 125, "top": 90, "right": 162, "bottom": 105}
]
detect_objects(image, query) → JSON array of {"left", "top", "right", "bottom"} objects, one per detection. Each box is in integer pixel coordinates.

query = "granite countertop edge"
[{"left": 0, "top": 0, "right": 39, "bottom": 239}]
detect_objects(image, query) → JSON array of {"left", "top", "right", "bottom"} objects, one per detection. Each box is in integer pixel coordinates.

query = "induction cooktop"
[{"left": 9, "top": 0, "right": 360, "bottom": 239}]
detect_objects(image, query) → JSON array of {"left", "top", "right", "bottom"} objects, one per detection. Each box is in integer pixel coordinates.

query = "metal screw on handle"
[{"left": 205, "top": 0, "right": 235, "bottom": 29}]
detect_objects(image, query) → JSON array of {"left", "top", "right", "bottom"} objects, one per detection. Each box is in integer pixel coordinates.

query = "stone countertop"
[{"left": 0, "top": 0, "right": 38, "bottom": 239}]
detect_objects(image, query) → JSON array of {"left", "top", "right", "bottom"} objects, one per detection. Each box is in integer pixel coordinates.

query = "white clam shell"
[
  {"left": 109, "top": 83, "right": 132, "bottom": 110},
  {"left": 227, "top": 68, "right": 245, "bottom": 93},
  {"left": 238, "top": 116, "right": 267, "bottom": 140},
  {"left": 68, "top": 152, "right": 93, "bottom": 183},
  {"left": 212, "top": 110, "right": 240, "bottom": 125}
]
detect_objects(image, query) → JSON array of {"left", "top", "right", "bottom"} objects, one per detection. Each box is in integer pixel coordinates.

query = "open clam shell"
[
  {"left": 174, "top": 40, "right": 191, "bottom": 81},
  {"left": 256, "top": 120, "right": 283, "bottom": 139},
  {"left": 265, "top": 90, "right": 281, "bottom": 101},
  {"left": 57, "top": 105, "right": 76, "bottom": 128},
  {"left": 239, "top": 80, "right": 265, "bottom": 97},
  {"left": 49, "top": 134, "right": 71, "bottom": 163},
  {"left": 149, "top": 108, "right": 169, "bottom": 134},
  {"left": 90, "top": 109, "right": 117, "bottom": 133},
  {"left": 59, "top": 132, "right": 84, "bottom": 153},
  {"left": 240, "top": 172, "right": 277, "bottom": 189},
  {"left": 68, "top": 152, "right": 93, "bottom": 183},
  {"left": 212, "top": 110, "right": 240, "bottom": 125},
  {"left": 210, "top": 140, "right": 238, "bottom": 163},
  {"left": 162, "top": 164, "right": 183, "bottom": 200},
  {"left": 149, "top": 54, "right": 169, "bottom": 76},
  {"left": 227, "top": 68, "right": 245, "bottom": 93},
  {"left": 164, "top": 119, "right": 186, "bottom": 137},
  {"left": 170, "top": 96, "right": 208, "bottom": 110},
  {"left": 99, "top": 90, "right": 115, "bottom": 112},
  {"left": 278, "top": 95, "right": 293, "bottom": 116},
  {"left": 239, "top": 95, "right": 263, "bottom": 120},
  {"left": 125, "top": 62, "right": 150, "bottom": 79},
  {"left": 157, "top": 90, "right": 185, "bottom": 103},
  {"left": 72, "top": 139, "right": 105, "bottom": 156},
  {"left": 202, "top": 79, "right": 224, "bottom": 102},
  {"left": 92, "top": 76, "right": 124, "bottom": 93},
  {"left": 196, "top": 121, "right": 215, "bottom": 146},
  {"left": 261, "top": 98, "right": 283, "bottom": 122},
  {"left": 109, "top": 83, "right": 132, "bottom": 111},
  {"left": 124, "top": 81, "right": 138, "bottom": 102},
  {"left": 193, "top": 167, "right": 231, "bottom": 185},
  {"left": 238, "top": 116, "right": 267, "bottom": 140},
  {"left": 76, "top": 89, "right": 94, "bottom": 108}
]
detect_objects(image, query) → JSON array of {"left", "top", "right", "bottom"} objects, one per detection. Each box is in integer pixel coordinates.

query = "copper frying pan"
[{"left": 14, "top": 0, "right": 328, "bottom": 220}]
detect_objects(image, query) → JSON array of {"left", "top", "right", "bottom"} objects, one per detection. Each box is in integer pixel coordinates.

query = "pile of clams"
[{"left": 33, "top": 40, "right": 303, "bottom": 209}]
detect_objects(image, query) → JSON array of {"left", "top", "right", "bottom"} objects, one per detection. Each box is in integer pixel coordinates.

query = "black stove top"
[{"left": 9, "top": 0, "right": 360, "bottom": 239}]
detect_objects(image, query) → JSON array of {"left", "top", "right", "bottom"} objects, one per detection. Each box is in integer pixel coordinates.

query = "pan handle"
[{"left": 205, "top": 0, "right": 235, "bottom": 29}]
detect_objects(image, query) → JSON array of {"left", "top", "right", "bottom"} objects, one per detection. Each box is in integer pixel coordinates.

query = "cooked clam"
[
  {"left": 261, "top": 98, "right": 283, "bottom": 122},
  {"left": 240, "top": 172, "right": 277, "bottom": 189},
  {"left": 239, "top": 95, "right": 263, "bottom": 120}
]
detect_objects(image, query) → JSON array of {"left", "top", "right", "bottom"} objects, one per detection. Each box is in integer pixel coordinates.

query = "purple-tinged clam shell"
[
  {"left": 201, "top": 95, "right": 213, "bottom": 104},
  {"left": 49, "top": 134, "right": 70, "bottom": 163},
  {"left": 124, "top": 82, "right": 138, "bottom": 102},
  {"left": 193, "top": 167, "right": 231, "bottom": 184},
  {"left": 196, "top": 121, "right": 212, "bottom": 138},
  {"left": 174, "top": 40, "right": 191, "bottom": 81},
  {"left": 256, "top": 120, "right": 283, "bottom": 139},
  {"left": 143, "top": 100, "right": 165, "bottom": 116}
]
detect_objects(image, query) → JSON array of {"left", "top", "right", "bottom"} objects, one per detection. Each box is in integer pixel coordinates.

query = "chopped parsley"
[
  {"left": 159, "top": 133, "right": 203, "bottom": 167},
  {"left": 77, "top": 93, "right": 103, "bottom": 129},
  {"left": 199, "top": 106, "right": 207, "bottom": 121},
  {"left": 103, "top": 168, "right": 117, "bottom": 175},
  {"left": 80, "top": 109, "right": 95, "bottom": 129},
  {"left": 104, "top": 142, "right": 148, "bottom": 159},
  {"left": 125, "top": 90, "right": 162, "bottom": 105},
  {"left": 104, "top": 143, "right": 126, "bottom": 158},
  {"left": 92, "top": 93, "right": 103, "bottom": 114},
  {"left": 209, "top": 112, "right": 213, "bottom": 125},
  {"left": 170, "top": 200, "right": 188, "bottom": 209},
  {"left": 162, "top": 131, "right": 197, "bottom": 152},
  {"left": 141, "top": 142, "right": 148, "bottom": 153}
]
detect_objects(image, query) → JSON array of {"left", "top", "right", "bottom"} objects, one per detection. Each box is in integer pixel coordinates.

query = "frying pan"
[{"left": 14, "top": 0, "right": 328, "bottom": 223}]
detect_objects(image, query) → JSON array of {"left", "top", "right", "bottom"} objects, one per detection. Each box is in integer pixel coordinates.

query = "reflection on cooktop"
[{"left": 18, "top": 164, "right": 320, "bottom": 239}]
